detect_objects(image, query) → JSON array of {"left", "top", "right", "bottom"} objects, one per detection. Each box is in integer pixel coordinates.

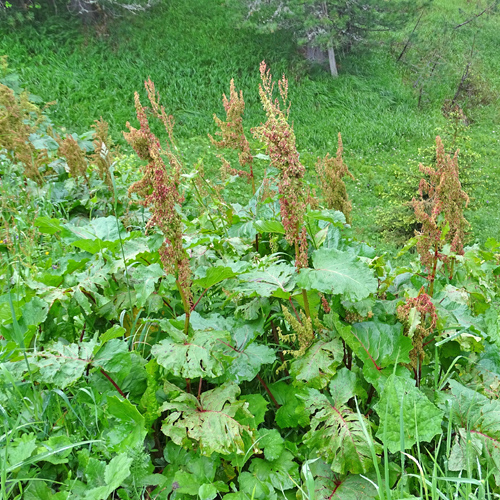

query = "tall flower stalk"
[
  {"left": 252, "top": 61, "right": 310, "bottom": 317},
  {"left": 124, "top": 79, "right": 192, "bottom": 332},
  {"left": 209, "top": 79, "right": 255, "bottom": 194},
  {"left": 252, "top": 62, "right": 308, "bottom": 271},
  {"left": 412, "top": 136, "right": 469, "bottom": 296},
  {"left": 316, "top": 132, "right": 354, "bottom": 224}
]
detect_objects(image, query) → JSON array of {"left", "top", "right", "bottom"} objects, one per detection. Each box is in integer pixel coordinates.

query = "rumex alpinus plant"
[
  {"left": 57, "top": 134, "right": 89, "bottom": 184},
  {"left": 209, "top": 79, "right": 255, "bottom": 194},
  {"left": 252, "top": 61, "right": 308, "bottom": 272},
  {"left": 0, "top": 83, "right": 46, "bottom": 184},
  {"left": 316, "top": 132, "right": 354, "bottom": 224},
  {"left": 412, "top": 136, "right": 469, "bottom": 296},
  {"left": 397, "top": 287, "right": 438, "bottom": 383},
  {"left": 91, "top": 117, "right": 116, "bottom": 189},
  {"left": 124, "top": 79, "right": 192, "bottom": 332}
]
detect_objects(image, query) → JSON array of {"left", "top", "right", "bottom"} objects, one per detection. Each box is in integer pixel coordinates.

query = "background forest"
[{"left": 2, "top": 0, "right": 500, "bottom": 499}]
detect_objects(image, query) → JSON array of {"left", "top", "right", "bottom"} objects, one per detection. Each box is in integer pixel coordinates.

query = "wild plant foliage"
[{"left": 2, "top": 63, "right": 500, "bottom": 500}]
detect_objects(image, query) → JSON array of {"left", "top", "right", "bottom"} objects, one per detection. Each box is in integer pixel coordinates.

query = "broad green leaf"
[
  {"left": 37, "top": 435, "right": 73, "bottom": 465},
  {"left": 62, "top": 216, "right": 126, "bottom": 243},
  {"left": 241, "top": 394, "right": 268, "bottom": 427},
  {"left": 99, "top": 325, "right": 126, "bottom": 344},
  {"left": 318, "top": 473, "right": 379, "bottom": 500},
  {"left": 93, "top": 339, "right": 130, "bottom": 374},
  {"left": 302, "top": 388, "right": 378, "bottom": 474},
  {"left": 198, "top": 483, "right": 218, "bottom": 500},
  {"left": 194, "top": 265, "right": 237, "bottom": 289},
  {"left": 289, "top": 338, "right": 343, "bottom": 389},
  {"left": 85, "top": 453, "right": 132, "bottom": 500},
  {"left": 223, "top": 342, "right": 276, "bottom": 383},
  {"left": 257, "top": 428, "right": 284, "bottom": 461},
  {"left": 248, "top": 450, "right": 299, "bottom": 490},
  {"left": 238, "top": 471, "right": 277, "bottom": 500},
  {"left": 7, "top": 433, "right": 37, "bottom": 468},
  {"left": 444, "top": 380, "right": 500, "bottom": 484},
  {"left": 253, "top": 220, "right": 285, "bottom": 234},
  {"left": 297, "top": 248, "right": 377, "bottom": 301},
  {"left": 34, "top": 216, "right": 62, "bottom": 234},
  {"left": 161, "top": 383, "right": 256, "bottom": 455},
  {"left": 237, "top": 263, "right": 296, "bottom": 298},
  {"left": 30, "top": 340, "right": 96, "bottom": 389},
  {"left": 132, "top": 263, "right": 164, "bottom": 307},
  {"left": 331, "top": 313, "right": 412, "bottom": 383},
  {"left": 152, "top": 329, "right": 231, "bottom": 379},
  {"left": 270, "top": 382, "right": 310, "bottom": 428},
  {"left": 375, "top": 374, "right": 443, "bottom": 453},
  {"left": 329, "top": 367, "right": 364, "bottom": 406},
  {"left": 103, "top": 396, "right": 147, "bottom": 453}
]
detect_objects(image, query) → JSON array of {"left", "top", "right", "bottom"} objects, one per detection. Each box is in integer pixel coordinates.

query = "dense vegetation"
[{"left": 2, "top": 0, "right": 500, "bottom": 498}]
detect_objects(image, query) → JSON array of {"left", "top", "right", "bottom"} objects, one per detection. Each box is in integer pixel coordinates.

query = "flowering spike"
[
  {"left": 124, "top": 81, "right": 192, "bottom": 306},
  {"left": 412, "top": 136, "right": 469, "bottom": 289},
  {"left": 209, "top": 79, "right": 254, "bottom": 192},
  {"left": 316, "top": 132, "right": 354, "bottom": 223},
  {"left": 252, "top": 61, "right": 307, "bottom": 270}
]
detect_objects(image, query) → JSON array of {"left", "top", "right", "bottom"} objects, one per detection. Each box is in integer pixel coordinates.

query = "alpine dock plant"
[
  {"left": 3, "top": 62, "right": 500, "bottom": 500},
  {"left": 124, "top": 79, "right": 193, "bottom": 331},
  {"left": 412, "top": 136, "right": 469, "bottom": 295},
  {"left": 252, "top": 61, "right": 309, "bottom": 272},
  {"left": 316, "top": 132, "right": 354, "bottom": 224},
  {"left": 209, "top": 79, "right": 256, "bottom": 194}
]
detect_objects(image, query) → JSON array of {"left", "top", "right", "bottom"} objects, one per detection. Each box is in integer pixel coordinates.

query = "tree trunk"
[{"left": 328, "top": 46, "right": 338, "bottom": 77}]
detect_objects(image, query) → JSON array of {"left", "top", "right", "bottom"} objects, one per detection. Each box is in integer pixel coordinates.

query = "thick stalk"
[
  {"left": 428, "top": 243, "right": 439, "bottom": 297},
  {"left": 176, "top": 279, "right": 191, "bottom": 335},
  {"left": 301, "top": 289, "right": 311, "bottom": 320}
]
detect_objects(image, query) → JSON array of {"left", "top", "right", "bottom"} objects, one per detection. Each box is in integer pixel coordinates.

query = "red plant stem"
[
  {"left": 186, "top": 378, "right": 192, "bottom": 394},
  {"left": 197, "top": 377, "right": 203, "bottom": 400},
  {"left": 191, "top": 286, "right": 212, "bottom": 312},
  {"left": 79, "top": 322, "right": 86, "bottom": 343},
  {"left": 100, "top": 369, "right": 126, "bottom": 398},
  {"left": 256, "top": 374, "right": 280, "bottom": 408}
]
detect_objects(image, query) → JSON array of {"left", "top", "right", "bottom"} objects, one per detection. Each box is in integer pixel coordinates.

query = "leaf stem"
[
  {"left": 100, "top": 369, "right": 126, "bottom": 398},
  {"left": 301, "top": 289, "right": 311, "bottom": 319},
  {"left": 256, "top": 374, "right": 280, "bottom": 408}
]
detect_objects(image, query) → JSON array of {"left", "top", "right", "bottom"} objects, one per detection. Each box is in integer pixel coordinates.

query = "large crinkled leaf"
[
  {"left": 132, "top": 263, "right": 165, "bottom": 307},
  {"left": 297, "top": 248, "right": 377, "bottom": 301},
  {"left": 289, "top": 338, "right": 343, "bottom": 389},
  {"left": 223, "top": 342, "right": 276, "bottom": 383},
  {"left": 237, "top": 263, "right": 296, "bottom": 298},
  {"left": 301, "top": 388, "right": 378, "bottom": 474},
  {"left": 151, "top": 329, "right": 231, "bottom": 379},
  {"left": 330, "top": 313, "right": 412, "bottom": 384},
  {"left": 444, "top": 380, "right": 500, "bottom": 484},
  {"left": 314, "top": 473, "right": 379, "bottom": 500},
  {"left": 374, "top": 374, "right": 443, "bottom": 453},
  {"left": 28, "top": 340, "right": 96, "bottom": 389},
  {"left": 160, "top": 383, "right": 256, "bottom": 456},
  {"left": 329, "top": 367, "right": 366, "bottom": 406},
  {"left": 247, "top": 450, "right": 299, "bottom": 491}
]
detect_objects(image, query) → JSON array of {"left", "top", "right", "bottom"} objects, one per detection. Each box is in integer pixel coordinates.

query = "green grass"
[{"left": 1, "top": 0, "right": 500, "bottom": 250}]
